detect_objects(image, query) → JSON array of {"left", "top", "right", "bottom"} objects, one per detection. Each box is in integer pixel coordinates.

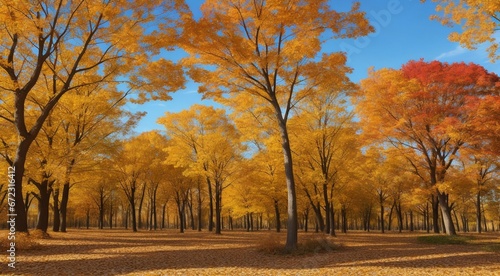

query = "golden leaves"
[{"left": 426, "top": 0, "right": 500, "bottom": 61}]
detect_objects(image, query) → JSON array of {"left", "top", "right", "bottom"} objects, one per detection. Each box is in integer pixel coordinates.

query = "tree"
[
  {"left": 180, "top": 0, "right": 372, "bottom": 250},
  {"left": 356, "top": 60, "right": 499, "bottom": 235},
  {"left": 0, "top": 0, "right": 185, "bottom": 232},
  {"left": 159, "top": 105, "right": 243, "bottom": 234},
  {"left": 425, "top": 0, "right": 500, "bottom": 61},
  {"left": 290, "top": 84, "right": 357, "bottom": 236}
]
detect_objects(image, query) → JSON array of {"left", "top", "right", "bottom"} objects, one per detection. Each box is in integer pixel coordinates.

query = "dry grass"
[{"left": 0, "top": 229, "right": 499, "bottom": 275}]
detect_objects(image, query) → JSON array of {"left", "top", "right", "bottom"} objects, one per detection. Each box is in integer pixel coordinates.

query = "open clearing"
[{"left": 2, "top": 229, "right": 500, "bottom": 275}]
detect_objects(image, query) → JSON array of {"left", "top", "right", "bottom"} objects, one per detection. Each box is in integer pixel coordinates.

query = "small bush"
[
  {"left": 417, "top": 235, "right": 473, "bottom": 245},
  {"left": 294, "top": 235, "right": 342, "bottom": 255},
  {"left": 0, "top": 230, "right": 47, "bottom": 252},
  {"left": 256, "top": 233, "right": 284, "bottom": 254}
]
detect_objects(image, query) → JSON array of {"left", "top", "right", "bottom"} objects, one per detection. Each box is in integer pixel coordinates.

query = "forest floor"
[{"left": 1, "top": 229, "right": 500, "bottom": 275}]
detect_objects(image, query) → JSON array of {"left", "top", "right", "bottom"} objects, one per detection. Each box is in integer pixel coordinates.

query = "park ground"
[{"left": 1, "top": 229, "right": 500, "bottom": 275}]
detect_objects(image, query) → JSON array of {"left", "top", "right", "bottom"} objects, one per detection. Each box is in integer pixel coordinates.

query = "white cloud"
[{"left": 435, "top": 45, "right": 468, "bottom": 60}]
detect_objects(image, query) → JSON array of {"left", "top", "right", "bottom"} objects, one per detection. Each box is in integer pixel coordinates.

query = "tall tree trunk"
[
  {"left": 60, "top": 182, "right": 70, "bottom": 232},
  {"left": 188, "top": 190, "right": 195, "bottom": 231},
  {"left": 341, "top": 205, "right": 347, "bottom": 233},
  {"left": 177, "top": 203, "right": 185, "bottom": 233},
  {"left": 137, "top": 183, "right": 146, "bottom": 230},
  {"left": 206, "top": 177, "right": 214, "bottom": 232},
  {"left": 161, "top": 203, "right": 166, "bottom": 229},
  {"left": 476, "top": 191, "right": 482, "bottom": 233},
  {"left": 323, "top": 183, "right": 330, "bottom": 234},
  {"left": 99, "top": 191, "right": 105, "bottom": 229},
  {"left": 410, "top": 210, "right": 414, "bottom": 232},
  {"left": 60, "top": 158, "right": 74, "bottom": 232},
  {"left": 276, "top": 116, "right": 298, "bottom": 251},
  {"left": 432, "top": 195, "right": 440, "bottom": 233},
  {"left": 329, "top": 203, "right": 336, "bottom": 236},
  {"left": 12, "top": 138, "right": 32, "bottom": 233},
  {"left": 215, "top": 182, "right": 222, "bottom": 234},
  {"left": 197, "top": 185, "right": 202, "bottom": 231},
  {"left": 52, "top": 188, "right": 60, "bottom": 232},
  {"left": 129, "top": 188, "right": 137, "bottom": 232}
]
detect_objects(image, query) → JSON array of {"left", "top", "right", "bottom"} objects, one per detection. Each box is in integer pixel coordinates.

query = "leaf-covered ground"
[{"left": 2, "top": 229, "right": 499, "bottom": 275}]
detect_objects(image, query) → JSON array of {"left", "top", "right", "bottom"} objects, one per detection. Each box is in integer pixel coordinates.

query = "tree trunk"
[
  {"left": 476, "top": 191, "right": 482, "bottom": 233},
  {"left": 323, "top": 183, "right": 330, "bottom": 234},
  {"left": 188, "top": 190, "right": 195, "bottom": 231},
  {"left": 60, "top": 182, "right": 70, "bottom": 232},
  {"left": 341, "top": 205, "right": 347, "bottom": 233},
  {"left": 396, "top": 201, "right": 403, "bottom": 233},
  {"left": 380, "top": 201, "right": 385, "bottom": 233},
  {"left": 273, "top": 113, "right": 298, "bottom": 250},
  {"left": 432, "top": 195, "right": 440, "bottom": 233},
  {"left": 410, "top": 210, "right": 414, "bottom": 232},
  {"left": 129, "top": 188, "right": 137, "bottom": 232},
  {"left": 99, "top": 190, "right": 105, "bottom": 229},
  {"left": 52, "top": 188, "right": 60, "bottom": 232},
  {"left": 12, "top": 138, "right": 32, "bottom": 233},
  {"left": 206, "top": 177, "right": 214, "bottom": 232},
  {"left": 215, "top": 182, "right": 222, "bottom": 234},
  {"left": 197, "top": 183, "right": 202, "bottom": 231},
  {"left": 35, "top": 179, "right": 53, "bottom": 233},
  {"left": 437, "top": 191, "right": 456, "bottom": 235},
  {"left": 329, "top": 203, "right": 336, "bottom": 236},
  {"left": 137, "top": 183, "right": 146, "bottom": 230},
  {"left": 274, "top": 199, "right": 281, "bottom": 232},
  {"left": 161, "top": 203, "right": 166, "bottom": 229}
]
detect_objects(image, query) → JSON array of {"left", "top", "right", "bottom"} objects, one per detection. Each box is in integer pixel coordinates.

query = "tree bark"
[
  {"left": 274, "top": 199, "right": 281, "bottom": 232},
  {"left": 52, "top": 188, "right": 60, "bottom": 232},
  {"left": 476, "top": 191, "right": 482, "bottom": 233},
  {"left": 206, "top": 177, "right": 214, "bottom": 232},
  {"left": 60, "top": 182, "right": 70, "bottom": 232},
  {"left": 437, "top": 190, "right": 456, "bottom": 235}
]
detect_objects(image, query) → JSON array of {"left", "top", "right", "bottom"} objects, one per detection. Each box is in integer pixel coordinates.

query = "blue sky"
[{"left": 127, "top": 0, "right": 500, "bottom": 134}]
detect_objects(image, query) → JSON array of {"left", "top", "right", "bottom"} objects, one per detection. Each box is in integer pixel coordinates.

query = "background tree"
[
  {"left": 159, "top": 105, "right": 243, "bottom": 234},
  {"left": 356, "top": 60, "right": 499, "bottom": 235},
  {"left": 180, "top": 0, "right": 373, "bottom": 250}
]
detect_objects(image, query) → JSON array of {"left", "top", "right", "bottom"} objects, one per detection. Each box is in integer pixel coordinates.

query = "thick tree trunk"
[
  {"left": 12, "top": 140, "right": 31, "bottom": 233},
  {"left": 432, "top": 195, "right": 440, "bottom": 233},
  {"left": 35, "top": 179, "right": 53, "bottom": 233},
  {"left": 437, "top": 191, "right": 456, "bottom": 235}
]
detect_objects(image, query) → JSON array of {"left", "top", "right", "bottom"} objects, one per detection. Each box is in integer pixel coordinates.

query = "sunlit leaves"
[{"left": 425, "top": 0, "right": 500, "bottom": 61}]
